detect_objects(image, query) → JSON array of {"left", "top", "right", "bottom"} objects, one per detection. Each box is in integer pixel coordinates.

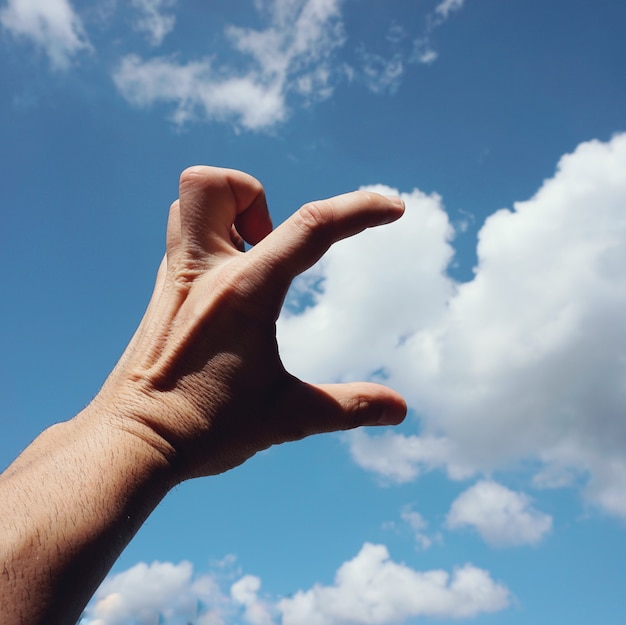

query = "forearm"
[{"left": 0, "top": 406, "right": 174, "bottom": 625}]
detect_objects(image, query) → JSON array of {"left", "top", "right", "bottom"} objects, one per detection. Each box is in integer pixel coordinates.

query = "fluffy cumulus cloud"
[
  {"left": 278, "top": 543, "right": 510, "bottom": 624},
  {"left": 345, "top": 430, "right": 469, "bottom": 484},
  {"left": 0, "top": 0, "right": 92, "bottom": 69},
  {"left": 446, "top": 481, "right": 553, "bottom": 546},
  {"left": 279, "top": 184, "right": 457, "bottom": 383},
  {"left": 231, "top": 575, "right": 275, "bottom": 625},
  {"left": 84, "top": 549, "right": 509, "bottom": 625},
  {"left": 278, "top": 133, "right": 626, "bottom": 519},
  {"left": 113, "top": 0, "right": 345, "bottom": 129},
  {"left": 84, "top": 560, "right": 229, "bottom": 625}
]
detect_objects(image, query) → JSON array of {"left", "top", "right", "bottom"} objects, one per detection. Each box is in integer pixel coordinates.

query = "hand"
[{"left": 94, "top": 166, "right": 407, "bottom": 482}]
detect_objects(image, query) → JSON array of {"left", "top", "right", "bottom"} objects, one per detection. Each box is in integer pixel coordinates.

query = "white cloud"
[
  {"left": 408, "top": 0, "right": 466, "bottom": 65},
  {"left": 446, "top": 481, "right": 553, "bottom": 547},
  {"left": 279, "top": 184, "right": 456, "bottom": 383},
  {"left": 0, "top": 0, "right": 92, "bottom": 69},
  {"left": 231, "top": 575, "right": 275, "bottom": 625},
  {"left": 113, "top": 0, "right": 345, "bottom": 130},
  {"left": 435, "top": 0, "right": 466, "bottom": 20},
  {"left": 356, "top": 47, "right": 404, "bottom": 94},
  {"left": 412, "top": 45, "right": 438, "bottom": 65},
  {"left": 84, "top": 550, "right": 509, "bottom": 625},
  {"left": 84, "top": 561, "right": 229, "bottom": 625},
  {"left": 110, "top": 0, "right": 470, "bottom": 124},
  {"left": 278, "top": 133, "right": 626, "bottom": 519},
  {"left": 130, "top": 0, "right": 176, "bottom": 46},
  {"left": 346, "top": 430, "right": 472, "bottom": 484},
  {"left": 113, "top": 54, "right": 287, "bottom": 130},
  {"left": 2, "top": 1, "right": 467, "bottom": 114},
  {"left": 400, "top": 506, "right": 437, "bottom": 549},
  {"left": 278, "top": 542, "right": 510, "bottom": 624}
]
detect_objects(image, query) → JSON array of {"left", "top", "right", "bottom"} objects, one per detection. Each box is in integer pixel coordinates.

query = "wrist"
[
  {"left": 79, "top": 391, "right": 180, "bottom": 492},
  {"left": 0, "top": 403, "right": 177, "bottom": 625}
]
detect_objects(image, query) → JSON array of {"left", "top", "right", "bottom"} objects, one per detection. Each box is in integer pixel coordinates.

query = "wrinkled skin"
[
  {"left": 95, "top": 166, "right": 408, "bottom": 481},
  {"left": 0, "top": 166, "right": 407, "bottom": 625}
]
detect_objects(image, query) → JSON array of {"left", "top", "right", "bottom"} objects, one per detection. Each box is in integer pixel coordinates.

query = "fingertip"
[
  {"left": 370, "top": 194, "right": 404, "bottom": 226},
  {"left": 315, "top": 382, "right": 407, "bottom": 429},
  {"left": 374, "top": 395, "right": 407, "bottom": 426},
  {"left": 384, "top": 195, "right": 405, "bottom": 220}
]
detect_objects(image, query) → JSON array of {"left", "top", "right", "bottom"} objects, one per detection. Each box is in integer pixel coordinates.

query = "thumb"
[{"left": 273, "top": 380, "right": 407, "bottom": 443}]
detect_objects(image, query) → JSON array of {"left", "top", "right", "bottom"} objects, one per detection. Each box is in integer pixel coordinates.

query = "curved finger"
[
  {"left": 250, "top": 190, "right": 404, "bottom": 290},
  {"left": 178, "top": 166, "right": 272, "bottom": 258}
]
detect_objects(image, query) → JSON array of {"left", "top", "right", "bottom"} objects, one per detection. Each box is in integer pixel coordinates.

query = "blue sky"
[{"left": 1, "top": 0, "right": 626, "bottom": 623}]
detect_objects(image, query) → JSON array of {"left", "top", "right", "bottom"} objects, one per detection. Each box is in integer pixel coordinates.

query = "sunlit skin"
[{"left": 0, "top": 166, "right": 406, "bottom": 625}]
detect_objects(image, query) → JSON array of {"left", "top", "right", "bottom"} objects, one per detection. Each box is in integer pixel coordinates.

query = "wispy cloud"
[
  {"left": 435, "top": 0, "right": 466, "bottom": 20},
  {"left": 112, "top": 0, "right": 469, "bottom": 128},
  {"left": 0, "top": 0, "right": 92, "bottom": 69},
  {"left": 130, "top": 0, "right": 177, "bottom": 46},
  {"left": 112, "top": 54, "right": 288, "bottom": 129},
  {"left": 0, "top": 0, "right": 469, "bottom": 124},
  {"left": 113, "top": 0, "right": 345, "bottom": 130},
  {"left": 411, "top": 0, "right": 467, "bottom": 64},
  {"left": 400, "top": 506, "right": 438, "bottom": 549},
  {"left": 278, "top": 133, "right": 626, "bottom": 520}
]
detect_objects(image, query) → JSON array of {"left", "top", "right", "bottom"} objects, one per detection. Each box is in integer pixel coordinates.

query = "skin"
[{"left": 0, "top": 167, "right": 407, "bottom": 625}]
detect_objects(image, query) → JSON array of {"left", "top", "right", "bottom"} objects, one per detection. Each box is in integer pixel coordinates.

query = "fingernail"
[
  {"left": 376, "top": 402, "right": 407, "bottom": 426},
  {"left": 382, "top": 196, "right": 405, "bottom": 223},
  {"left": 387, "top": 195, "right": 405, "bottom": 209}
]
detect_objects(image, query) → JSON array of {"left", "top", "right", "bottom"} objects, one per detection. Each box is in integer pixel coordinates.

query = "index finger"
[{"left": 250, "top": 190, "right": 405, "bottom": 288}]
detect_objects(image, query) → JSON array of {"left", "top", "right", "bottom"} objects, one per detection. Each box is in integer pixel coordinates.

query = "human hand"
[{"left": 94, "top": 166, "right": 407, "bottom": 483}]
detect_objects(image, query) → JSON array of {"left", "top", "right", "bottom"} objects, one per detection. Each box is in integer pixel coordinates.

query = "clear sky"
[{"left": 1, "top": 0, "right": 626, "bottom": 624}]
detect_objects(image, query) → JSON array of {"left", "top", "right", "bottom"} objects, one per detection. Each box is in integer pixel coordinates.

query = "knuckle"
[
  {"left": 348, "top": 393, "right": 371, "bottom": 415},
  {"left": 210, "top": 260, "right": 257, "bottom": 303},
  {"left": 297, "top": 201, "right": 332, "bottom": 232},
  {"left": 179, "top": 166, "right": 226, "bottom": 193},
  {"left": 179, "top": 165, "right": 208, "bottom": 185}
]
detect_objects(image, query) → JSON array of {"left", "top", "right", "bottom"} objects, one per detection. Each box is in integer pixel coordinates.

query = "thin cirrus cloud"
[
  {"left": 130, "top": 0, "right": 177, "bottom": 46},
  {"left": 84, "top": 544, "right": 510, "bottom": 625},
  {"left": 278, "top": 132, "right": 626, "bottom": 519},
  {"left": 435, "top": 0, "right": 466, "bottom": 20}
]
